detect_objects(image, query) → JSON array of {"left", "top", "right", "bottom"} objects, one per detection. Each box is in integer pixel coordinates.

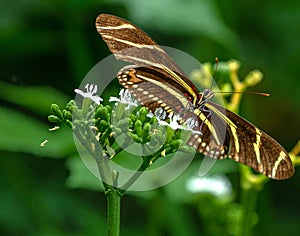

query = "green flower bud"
[
  {"left": 104, "top": 105, "right": 112, "bottom": 114},
  {"left": 66, "top": 120, "right": 73, "bottom": 129},
  {"left": 128, "top": 119, "right": 134, "bottom": 129},
  {"left": 134, "top": 120, "right": 143, "bottom": 137},
  {"left": 66, "top": 100, "right": 77, "bottom": 112},
  {"left": 149, "top": 115, "right": 158, "bottom": 124},
  {"left": 143, "top": 122, "right": 151, "bottom": 136},
  {"left": 95, "top": 106, "right": 110, "bottom": 122},
  {"left": 50, "top": 104, "right": 63, "bottom": 120},
  {"left": 48, "top": 115, "right": 61, "bottom": 123},
  {"left": 63, "top": 110, "right": 72, "bottom": 121},
  {"left": 128, "top": 133, "right": 142, "bottom": 143},
  {"left": 130, "top": 114, "right": 137, "bottom": 122},
  {"left": 165, "top": 126, "right": 175, "bottom": 144},
  {"left": 98, "top": 120, "right": 109, "bottom": 133},
  {"left": 170, "top": 139, "right": 183, "bottom": 149},
  {"left": 138, "top": 107, "right": 149, "bottom": 123}
]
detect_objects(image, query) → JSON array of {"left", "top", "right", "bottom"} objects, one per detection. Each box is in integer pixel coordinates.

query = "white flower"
[
  {"left": 186, "top": 175, "right": 232, "bottom": 197},
  {"left": 148, "top": 108, "right": 200, "bottom": 132},
  {"left": 167, "top": 115, "right": 185, "bottom": 129},
  {"left": 74, "top": 83, "right": 102, "bottom": 105},
  {"left": 185, "top": 117, "right": 198, "bottom": 129},
  {"left": 184, "top": 117, "right": 202, "bottom": 135},
  {"left": 147, "top": 107, "right": 167, "bottom": 121},
  {"left": 147, "top": 107, "right": 181, "bottom": 129},
  {"left": 156, "top": 114, "right": 186, "bottom": 130},
  {"left": 109, "top": 89, "right": 139, "bottom": 110}
]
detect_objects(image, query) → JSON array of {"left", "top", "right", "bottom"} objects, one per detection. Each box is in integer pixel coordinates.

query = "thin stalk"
[
  {"left": 74, "top": 126, "right": 113, "bottom": 186},
  {"left": 119, "top": 151, "right": 161, "bottom": 194},
  {"left": 106, "top": 189, "right": 122, "bottom": 236},
  {"left": 119, "top": 155, "right": 152, "bottom": 193},
  {"left": 239, "top": 165, "right": 267, "bottom": 236},
  {"left": 240, "top": 185, "right": 259, "bottom": 236}
]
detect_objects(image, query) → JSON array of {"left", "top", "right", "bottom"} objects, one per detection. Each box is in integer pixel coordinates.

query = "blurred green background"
[{"left": 1, "top": 0, "right": 300, "bottom": 235}]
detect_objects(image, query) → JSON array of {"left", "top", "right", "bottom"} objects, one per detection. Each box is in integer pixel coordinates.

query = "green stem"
[
  {"left": 106, "top": 189, "right": 122, "bottom": 236},
  {"left": 119, "top": 151, "right": 161, "bottom": 194},
  {"left": 94, "top": 152, "right": 113, "bottom": 187},
  {"left": 240, "top": 185, "right": 258, "bottom": 236},
  {"left": 118, "top": 155, "right": 150, "bottom": 193},
  {"left": 239, "top": 165, "right": 267, "bottom": 236},
  {"left": 74, "top": 123, "right": 114, "bottom": 186}
]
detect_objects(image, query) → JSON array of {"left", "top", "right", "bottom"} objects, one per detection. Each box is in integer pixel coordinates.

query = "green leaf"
[
  {"left": 0, "top": 105, "right": 74, "bottom": 158},
  {"left": 0, "top": 81, "right": 69, "bottom": 116}
]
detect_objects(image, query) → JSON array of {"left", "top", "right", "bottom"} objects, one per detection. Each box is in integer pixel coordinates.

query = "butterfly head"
[
  {"left": 196, "top": 89, "right": 214, "bottom": 107},
  {"left": 203, "top": 89, "right": 214, "bottom": 99}
]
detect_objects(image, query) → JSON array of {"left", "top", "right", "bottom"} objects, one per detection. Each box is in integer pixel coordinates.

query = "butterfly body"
[{"left": 96, "top": 14, "right": 294, "bottom": 179}]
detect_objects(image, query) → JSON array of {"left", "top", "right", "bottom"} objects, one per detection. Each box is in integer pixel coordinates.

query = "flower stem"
[
  {"left": 106, "top": 188, "right": 122, "bottom": 236},
  {"left": 240, "top": 185, "right": 259, "bottom": 236},
  {"left": 119, "top": 151, "right": 161, "bottom": 194},
  {"left": 239, "top": 165, "right": 267, "bottom": 235}
]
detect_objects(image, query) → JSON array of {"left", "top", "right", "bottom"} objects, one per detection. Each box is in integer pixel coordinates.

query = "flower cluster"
[{"left": 49, "top": 85, "right": 196, "bottom": 161}]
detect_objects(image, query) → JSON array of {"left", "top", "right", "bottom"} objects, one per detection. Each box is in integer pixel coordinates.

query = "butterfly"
[{"left": 95, "top": 14, "right": 294, "bottom": 179}]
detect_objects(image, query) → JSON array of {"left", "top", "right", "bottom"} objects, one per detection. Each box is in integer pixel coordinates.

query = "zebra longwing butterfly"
[{"left": 96, "top": 14, "right": 294, "bottom": 179}]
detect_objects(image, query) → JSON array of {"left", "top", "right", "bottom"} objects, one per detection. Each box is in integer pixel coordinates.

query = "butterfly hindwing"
[
  {"left": 117, "top": 65, "right": 194, "bottom": 116},
  {"left": 206, "top": 102, "right": 294, "bottom": 179}
]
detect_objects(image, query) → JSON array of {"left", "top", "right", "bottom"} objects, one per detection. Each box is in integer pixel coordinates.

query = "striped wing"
[
  {"left": 117, "top": 65, "right": 194, "bottom": 115},
  {"left": 96, "top": 14, "right": 199, "bottom": 105},
  {"left": 187, "top": 102, "right": 294, "bottom": 179}
]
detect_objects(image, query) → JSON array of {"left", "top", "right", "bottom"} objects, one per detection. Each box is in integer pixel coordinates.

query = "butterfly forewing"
[
  {"left": 96, "top": 14, "right": 199, "bottom": 105},
  {"left": 96, "top": 14, "right": 294, "bottom": 179}
]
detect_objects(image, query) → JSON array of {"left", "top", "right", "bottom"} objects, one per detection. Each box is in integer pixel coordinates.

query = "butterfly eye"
[{"left": 203, "top": 89, "right": 214, "bottom": 100}]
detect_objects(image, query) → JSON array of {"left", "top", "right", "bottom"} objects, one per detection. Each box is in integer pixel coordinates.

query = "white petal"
[
  {"left": 109, "top": 97, "right": 120, "bottom": 103},
  {"left": 74, "top": 88, "right": 86, "bottom": 97}
]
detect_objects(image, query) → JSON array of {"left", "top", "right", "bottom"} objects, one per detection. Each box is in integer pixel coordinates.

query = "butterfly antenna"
[
  {"left": 211, "top": 57, "right": 219, "bottom": 91},
  {"left": 216, "top": 91, "right": 270, "bottom": 97},
  {"left": 212, "top": 58, "right": 270, "bottom": 97}
]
